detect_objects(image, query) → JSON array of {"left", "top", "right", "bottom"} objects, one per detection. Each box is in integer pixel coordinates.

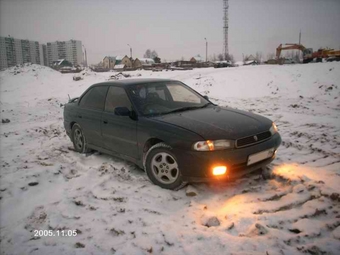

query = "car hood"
[{"left": 152, "top": 106, "right": 272, "bottom": 140}]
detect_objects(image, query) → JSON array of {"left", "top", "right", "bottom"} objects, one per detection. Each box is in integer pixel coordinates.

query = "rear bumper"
[{"left": 173, "top": 133, "right": 281, "bottom": 182}]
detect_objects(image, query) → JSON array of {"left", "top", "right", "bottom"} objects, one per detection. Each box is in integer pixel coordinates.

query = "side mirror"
[
  {"left": 203, "top": 95, "right": 209, "bottom": 100},
  {"left": 114, "top": 107, "right": 130, "bottom": 116}
]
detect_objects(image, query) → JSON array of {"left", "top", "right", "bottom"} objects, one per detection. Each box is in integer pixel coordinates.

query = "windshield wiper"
[
  {"left": 200, "top": 102, "right": 212, "bottom": 108},
  {"left": 165, "top": 103, "right": 212, "bottom": 114}
]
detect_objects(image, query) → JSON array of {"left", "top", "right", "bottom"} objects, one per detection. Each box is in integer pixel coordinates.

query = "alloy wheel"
[
  {"left": 73, "top": 128, "right": 83, "bottom": 150},
  {"left": 151, "top": 152, "right": 179, "bottom": 184}
]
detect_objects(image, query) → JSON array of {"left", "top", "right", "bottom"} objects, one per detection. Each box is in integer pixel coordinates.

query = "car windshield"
[{"left": 126, "top": 82, "right": 210, "bottom": 116}]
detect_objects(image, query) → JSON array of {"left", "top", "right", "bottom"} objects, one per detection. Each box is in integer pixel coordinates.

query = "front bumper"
[{"left": 174, "top": 133, "right": 281, "bottom": 182}]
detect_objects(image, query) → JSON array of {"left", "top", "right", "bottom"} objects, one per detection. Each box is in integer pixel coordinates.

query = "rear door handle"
[
  {"left": 78, "top": 115, "right": 82, "bottom": 119},
  {"left": 103, "top": 120, "right": 108, "bottom": 124}
]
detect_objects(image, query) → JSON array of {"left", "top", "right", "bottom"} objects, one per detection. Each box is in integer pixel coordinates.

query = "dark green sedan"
[{"left": 63, "top": 78, "right": 281, "bottom": 190}]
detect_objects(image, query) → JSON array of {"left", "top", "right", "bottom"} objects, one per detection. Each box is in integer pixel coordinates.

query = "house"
[
  {"left": 133, "top": 58, "right": 142, "bottom": 69},
  {"left": 115, "top": 55, "right": 133, "bottom": 68},
  {"left": 139, "top": 58, "right": 155, "bottom": 67},
  {"left": 244, "top": 60, "right": 258, "bottom": 65},
  {"left": 103, "top": 56, "right": 116, "bottom": 69},
  {"left": 171, "top": 61, "right": 194, "bottom": 70},
  {"left": 265, "top": 59, "right": 278, "bottom": 65},
  {"left": 245, "top": 54, "right": 256, "bottom": 61},
  {"left": 190, "top": 55, "right": 203, "bottom": 63},
  {"left": 214, "top": 60, "right": 232, "bottom": 68}
]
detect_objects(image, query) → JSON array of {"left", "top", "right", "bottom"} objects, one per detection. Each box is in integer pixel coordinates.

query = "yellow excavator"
[
  {"left": 276, "top": 43, "right": 340, "bottom": 64},
  {"left": 276, "top": 44, "right": 313, "bottom": 63}
]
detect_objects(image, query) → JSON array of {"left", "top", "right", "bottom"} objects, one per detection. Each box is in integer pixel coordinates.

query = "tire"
[
  {"left": 145, "top": 143, "right": 184, "bottom": 190},
  {"left": 71, "top": 123, "right": 89, "bottom": 153}
]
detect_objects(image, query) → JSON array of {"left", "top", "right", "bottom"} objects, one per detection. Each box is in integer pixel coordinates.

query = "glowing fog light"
[{"left": 213, "top": 166, "right": 227, "bottom": 176}]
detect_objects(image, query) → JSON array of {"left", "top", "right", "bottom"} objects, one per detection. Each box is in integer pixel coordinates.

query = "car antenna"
[{"left": 68, "top": 94, "right": 71, "bottom": 102}]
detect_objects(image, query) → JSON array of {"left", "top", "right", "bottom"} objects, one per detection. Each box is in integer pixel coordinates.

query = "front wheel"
[
  {"left": 145, "top": 144, "right": 184, "bottom": 190},
  {"left": 71, "top": 123, "right": 89, "bottom": 153}
]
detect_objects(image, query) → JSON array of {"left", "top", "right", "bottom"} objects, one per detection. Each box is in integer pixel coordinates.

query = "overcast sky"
[{"left": 1, "top": 0, "right": 339, "bottom": 64}]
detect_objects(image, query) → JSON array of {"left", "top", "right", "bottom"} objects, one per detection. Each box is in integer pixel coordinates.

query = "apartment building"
[
  {"left": 0, "top": 37, "right": 84, "bottom": 69},
  {"left": 0, "top": 36, "right": 44, "bottom": 69},
  {"left": 46, "top": 40, "right": 83, "bottom": 66}
]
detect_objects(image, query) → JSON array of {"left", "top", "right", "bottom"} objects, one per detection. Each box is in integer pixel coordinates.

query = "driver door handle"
[{"left": 103, "top": 120, "right": 108, "bottom": 124}]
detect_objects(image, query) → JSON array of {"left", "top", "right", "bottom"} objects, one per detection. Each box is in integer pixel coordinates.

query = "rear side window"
[
  {"left": 105, "top": 86, "right": 132, "bottom": 112},
  {"left": 79, "top": 86, "right": 108, "bottom": 110}
]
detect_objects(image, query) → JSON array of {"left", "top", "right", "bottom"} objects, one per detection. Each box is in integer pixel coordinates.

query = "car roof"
[{"left": 90, "top": 78, "right": 180, "bottom": 88}]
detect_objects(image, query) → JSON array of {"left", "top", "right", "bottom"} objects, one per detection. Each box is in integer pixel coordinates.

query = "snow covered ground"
[{"left": 0, "top": 63, "right": 339, "bottom": 255}]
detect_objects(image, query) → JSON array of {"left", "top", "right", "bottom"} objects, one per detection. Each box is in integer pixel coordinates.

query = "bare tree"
[
  {"left": 243, "top": 54, "right": 249, "bottom": 63},
  {"left": 217, "top": 54, "right": 224, "bottom": 61},
  {"left": 255, "top": 51, "right": 263, "bottom": 64},
  {"left": 293, "top": 51, "right": 300, "bottom": 63},
  {"left": 144, "top": 49, "right": 152, "bottom": 58},
  {"left": 153, "top": 56, "right": 161, "bottom": 63},
  {"left": 144, "top": 49, "right": 158, "bottom": 59},
  {"left": 151, "top": 50, "right": 158, "bottom": 58},
  {"left": 225, "top": 53, "right": 235, "bottom": 64},
  {"left": 285, "top": 51, "right": 297, "bottom": 59},
  {"left": 266, "top": 53, "right": 275, "bottom": 60}
]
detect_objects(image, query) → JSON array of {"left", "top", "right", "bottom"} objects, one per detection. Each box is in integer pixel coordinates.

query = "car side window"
[
  {"left": 79, "top": 86, "right": 108, "bottom": 110},
  {"left": 105, "top": 86, "right": 132, "bottom": 112}
]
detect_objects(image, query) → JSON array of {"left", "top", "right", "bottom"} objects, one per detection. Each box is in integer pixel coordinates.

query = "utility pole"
[
  {"left": 127, "top": 44, "right": 132, "bottom": 59},
  {"left": 298, "top": 30, "right": 302, "bottom": 62},
  {"left": 204, "top": 38, "right": 208, "bottom": 62},
  {"left": 82, "top": 45, "right": 87, "bottom": 67},
  {"left": 223, "top": 0, "right": 229, "bottom": 60},
  {"left": 299, "top": 30, "right": 301, "bottom": 45}
]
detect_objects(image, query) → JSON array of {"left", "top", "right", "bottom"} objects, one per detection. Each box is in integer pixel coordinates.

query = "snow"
[{"left": 1, "top": 62, "right": 340, "bottom": 255}]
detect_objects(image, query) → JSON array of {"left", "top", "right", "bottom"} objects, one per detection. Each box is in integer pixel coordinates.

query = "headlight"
[
  {"left": 193, "top": 139, "right": 233, "bottom": 151},
  {"left": 269, "top": 122, "right": 278, "bottom": 135}
]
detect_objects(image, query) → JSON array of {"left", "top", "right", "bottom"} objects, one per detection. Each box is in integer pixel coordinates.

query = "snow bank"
[{"left": 1, "top": 62, "right": 339, "bottom": 255}]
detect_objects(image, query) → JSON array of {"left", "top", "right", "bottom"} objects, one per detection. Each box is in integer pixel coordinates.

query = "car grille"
[{"left": 236, "top": 131, "right": 271, "bottom": 148}]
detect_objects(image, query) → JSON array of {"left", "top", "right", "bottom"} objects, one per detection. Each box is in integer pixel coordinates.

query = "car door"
[
  {"left": 101, "top": 86, "right": 138, "bottom": 159},
  {"left": 77, "top": 85, "right": 108, "bottom": 148}
]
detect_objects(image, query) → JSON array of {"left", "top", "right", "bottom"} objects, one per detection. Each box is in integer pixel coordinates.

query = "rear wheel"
[
  {"left": 145, "top": 144, "right": 184, "bottom": 190},
  {"left": 71, "top": 123, "right": 89, "bottom": 153}
]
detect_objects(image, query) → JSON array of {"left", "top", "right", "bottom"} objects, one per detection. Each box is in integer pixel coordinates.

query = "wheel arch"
[
  {"left": 143, "top": 138, "right": 164, "bottom": 154},
  {"left": 70, "top": 121, "right": 77, "bottom": 141},
  {"left": 142, "top": 139, "right": 170, "bottom": 171},
  {"left": 70, "top": 121, "right": 76, "bottom": 129}
]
